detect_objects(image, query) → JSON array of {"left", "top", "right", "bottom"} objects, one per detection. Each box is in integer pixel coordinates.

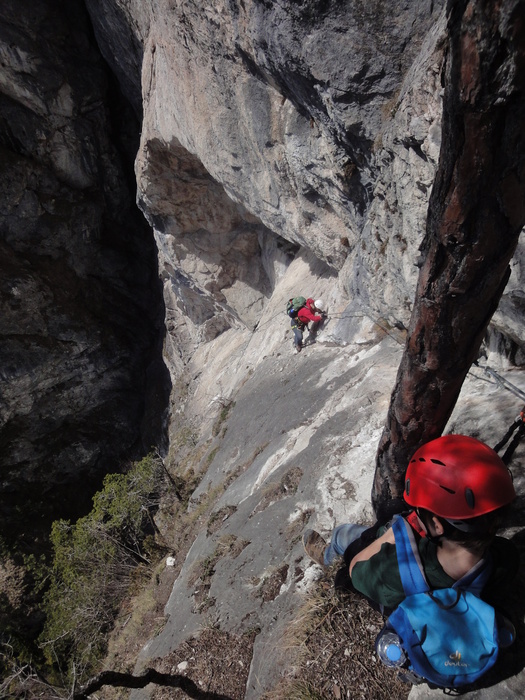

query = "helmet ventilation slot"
[{"left": 465, "top": 488, "right": 475, "bottom": 509}]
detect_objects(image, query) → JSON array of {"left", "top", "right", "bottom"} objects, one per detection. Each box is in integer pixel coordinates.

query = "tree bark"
[
  {"left": 72, "top": 668, "right": 233, "bottom": 700},
  {"left": 372, "top": 0, "right": 525, "bottom": 518}
]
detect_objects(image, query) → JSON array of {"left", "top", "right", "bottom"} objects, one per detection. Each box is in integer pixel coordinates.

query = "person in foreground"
[{"left": 303, "top": 434, "right": 518, "bottom": 613}]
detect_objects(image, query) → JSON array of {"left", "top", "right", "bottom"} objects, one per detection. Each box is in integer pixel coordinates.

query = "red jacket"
[{"left": 297, "top": 298, "right": 322, "bottom": 324}]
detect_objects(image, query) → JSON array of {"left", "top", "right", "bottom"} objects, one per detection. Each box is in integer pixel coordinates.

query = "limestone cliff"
[
  {"left": 86, "top": 0, "right": 524, "bottom": 381},
  {"left": 2, "top": 0, "right": 525, "bottom": 697},
  {"left": 1, "top": 0, "right": 524, "bottom": 574}
]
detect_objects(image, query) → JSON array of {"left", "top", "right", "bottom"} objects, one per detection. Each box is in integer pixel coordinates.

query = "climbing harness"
[{"left": 291, "top": 318, "right": 306, "bottom": 330}]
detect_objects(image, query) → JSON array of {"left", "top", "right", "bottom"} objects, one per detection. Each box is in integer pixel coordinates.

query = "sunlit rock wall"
[
  {"left": 113, "top": 0, "right": 452, "bottom": 374},
  {"left": 1, "top": 0, "right": 524, "bottom": 535},
  {"left": 129, "top": 0, "right": 446, "bottom": 298}
]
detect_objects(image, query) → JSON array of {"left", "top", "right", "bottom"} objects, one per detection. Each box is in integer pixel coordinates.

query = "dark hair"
[{"left": 417, "top": 508, "right": 504, "bottom": 556}]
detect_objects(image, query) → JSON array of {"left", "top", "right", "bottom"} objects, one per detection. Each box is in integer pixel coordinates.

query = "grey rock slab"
[{"left": 132, "top": 329, "right": 525, "bottom": 698}]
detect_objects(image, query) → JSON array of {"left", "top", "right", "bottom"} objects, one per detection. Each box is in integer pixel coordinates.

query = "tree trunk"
[{"left": 372, "top": 0, "right": 525, "bottom": 518}]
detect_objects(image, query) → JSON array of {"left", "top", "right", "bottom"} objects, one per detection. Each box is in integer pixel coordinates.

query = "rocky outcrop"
[
  {"left": 1, "top": 0, "right": 524, "bottom": 574},
  {"left": 2, "top": 0, "right": 525, "bottom": 697},
  {"left": 129, "top": 297, "right": 525, "bottom": 700},
  {"left": 99, "top": 0, "right": 522, "bottom": 357},
  {"left": 132, "top": 0, "right": 447, "bottom": 313}
]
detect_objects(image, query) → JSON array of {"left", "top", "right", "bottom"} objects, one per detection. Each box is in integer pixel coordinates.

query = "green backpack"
[{"left": 286, "top": 296, "right": 307, "bottom": 318}]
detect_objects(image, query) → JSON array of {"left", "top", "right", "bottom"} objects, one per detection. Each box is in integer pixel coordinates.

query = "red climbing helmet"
[{"left": 404, "top": 435, "right": 515, "bottom": 521}]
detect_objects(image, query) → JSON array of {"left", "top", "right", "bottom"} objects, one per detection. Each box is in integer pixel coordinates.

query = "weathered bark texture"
[{"left": 372, "top": 0, "right": 525, "bottom": 516}]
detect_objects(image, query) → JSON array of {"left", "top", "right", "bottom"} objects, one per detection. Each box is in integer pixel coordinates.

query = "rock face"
[
  {"left": 84, "top": 0, "right": 524, "bottom": 429},
  {"left": 130, "top": 306, "right": 525, "bottom": 700},
  {"left": 132, "top": 0, "right": 446, "bottom": 315},
  {"left": 1, "top": 0, "right": 524, "bottom": 540},
  {"left": 2, "top": 0, "right": 525, "bottom": 696},
  {"left": 1, "top": 0, "right": 525, "bottom": 687},
  {"left": 92, "top": 0, "right": 525, "bottom": 361}
]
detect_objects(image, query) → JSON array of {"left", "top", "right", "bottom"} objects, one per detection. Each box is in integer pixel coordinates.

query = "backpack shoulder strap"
[
  {"left": 393, "top": 516, "right": 493, "bottom": 597},
  {"left": 453, "top": 551, "right": 493, "bottom": 596},
  {"left": 392, "top": 516, "right": 430, "bottom": 596}
]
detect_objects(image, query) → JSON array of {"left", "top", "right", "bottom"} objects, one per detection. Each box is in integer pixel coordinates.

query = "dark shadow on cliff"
[{"left": 0, "top": 0, "right": 170, "bottom": 549}]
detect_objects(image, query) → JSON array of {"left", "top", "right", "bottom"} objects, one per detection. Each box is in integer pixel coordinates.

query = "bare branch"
[{"left": 72, "top": 668, "right": 234, "bottom": 700}]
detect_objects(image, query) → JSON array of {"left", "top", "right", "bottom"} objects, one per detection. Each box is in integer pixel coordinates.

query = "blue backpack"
[{"left": 377, "top": 517, "right": 512, "bottom": 689}]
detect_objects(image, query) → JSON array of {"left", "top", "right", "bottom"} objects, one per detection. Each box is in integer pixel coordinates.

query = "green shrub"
[{"left": 39, "top": 454, "right": 164, "bottom": 684}]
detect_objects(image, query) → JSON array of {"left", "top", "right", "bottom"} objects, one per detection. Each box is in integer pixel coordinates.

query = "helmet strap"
[
  {"left": 426, "top": 531, "right": 445, "bottom": 546},
  {"left": 416, "top": 508, "right": 447, "bottom": 545}
]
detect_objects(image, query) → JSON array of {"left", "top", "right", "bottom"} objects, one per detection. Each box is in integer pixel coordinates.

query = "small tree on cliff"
[{"left": 372, "top": 0, "right": 525, "bottom": 517}]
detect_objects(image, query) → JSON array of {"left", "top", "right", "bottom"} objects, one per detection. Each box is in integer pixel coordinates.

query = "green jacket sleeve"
[
  {"left": 350, "top": 541, "right": 406, "bottom": 610},
  {"left": 350, "top": 529, "right": 456, "bottom": 610}
]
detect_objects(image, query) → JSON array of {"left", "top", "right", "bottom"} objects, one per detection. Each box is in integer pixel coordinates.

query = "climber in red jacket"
[{"left": 292, "top": 298, "right": 326, "bottom": 353}]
